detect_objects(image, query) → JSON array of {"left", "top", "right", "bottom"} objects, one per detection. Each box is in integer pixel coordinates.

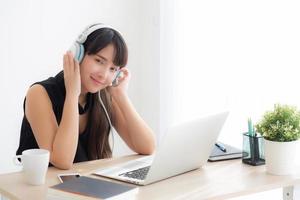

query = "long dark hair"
[{"left": 83, "top": 27, "right": 128, "bottom": 160}]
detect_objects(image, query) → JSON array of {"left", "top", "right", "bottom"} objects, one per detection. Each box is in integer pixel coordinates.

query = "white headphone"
[
  {"left": 98, "top": 91, "right": 115, "bottom": 152},
  {"left": 69, "top": 23, "right": 113, "bottom": 62}
]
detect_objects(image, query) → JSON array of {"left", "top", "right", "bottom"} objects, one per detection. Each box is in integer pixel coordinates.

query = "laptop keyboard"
[{"left": 119, "top": 166, "right": 151, "bottom": 180}]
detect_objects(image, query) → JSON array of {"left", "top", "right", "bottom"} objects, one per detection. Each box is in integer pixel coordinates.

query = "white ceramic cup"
[{"left": 13, "top": 149, "right": 50, "bottom": 185}]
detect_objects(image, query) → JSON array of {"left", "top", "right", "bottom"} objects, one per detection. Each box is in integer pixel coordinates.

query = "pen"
[
  {"left": 215, "top": 143, "right": 227, "bottom": 152},
  {"left": 248, "top": 118, "right": 253, "bottom": 136}
]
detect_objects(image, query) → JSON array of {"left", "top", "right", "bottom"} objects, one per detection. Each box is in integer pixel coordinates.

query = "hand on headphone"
[
  {"left": 63, "top": 51, "right": 81, "bottom": 98},
  {"left": 108, "top": 67, "right": 130, "bottom": 97}
]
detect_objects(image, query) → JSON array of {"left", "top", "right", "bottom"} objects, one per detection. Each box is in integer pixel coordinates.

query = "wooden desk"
[{"left": 1, "top": 155, "right": 300, "bottom": 200}]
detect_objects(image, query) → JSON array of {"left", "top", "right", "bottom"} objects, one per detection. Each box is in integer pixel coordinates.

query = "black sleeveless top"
[{"left": 16, "top": 71, "right": 91, "bottom": 163}]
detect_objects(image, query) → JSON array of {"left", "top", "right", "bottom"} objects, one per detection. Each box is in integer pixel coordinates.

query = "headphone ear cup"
[{"left": 69, "top": 42, "right": 84, "bottom": 63}]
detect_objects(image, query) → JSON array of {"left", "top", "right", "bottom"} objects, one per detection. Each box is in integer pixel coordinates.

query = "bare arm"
[
  {"left": 26, "top": 52, "right": 81, "bottom": 169},
  {"left": 110, "top": 68, "right": 155, "bottom": 155}
]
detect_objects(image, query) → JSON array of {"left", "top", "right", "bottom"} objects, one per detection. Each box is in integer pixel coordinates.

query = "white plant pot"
[{"left": 264, "top": 139, "right": 299, "bottom": 175}]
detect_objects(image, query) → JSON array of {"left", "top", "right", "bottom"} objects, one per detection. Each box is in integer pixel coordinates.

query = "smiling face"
[
  {"left": 80, "top": 44, "right": 119, "bottom": 94},
  {"left": 80, "top": 28, "right": 128, "bottom": 94}
]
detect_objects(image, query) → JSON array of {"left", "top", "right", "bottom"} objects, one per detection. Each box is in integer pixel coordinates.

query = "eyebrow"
[{"left": 95, "top": 54, "right": 108, "bottom": 61}]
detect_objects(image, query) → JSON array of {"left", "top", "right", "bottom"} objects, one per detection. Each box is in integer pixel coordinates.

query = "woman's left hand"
[{"left": 108, "top": 67, "right": 131, "bottom": 97}]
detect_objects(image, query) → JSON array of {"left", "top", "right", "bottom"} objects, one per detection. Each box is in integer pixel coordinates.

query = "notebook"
[
  {"left": 47, "top": 176, "right": 138, "bottom": 200},
  {"left": 208, "top": 142, "right": 242, "bottom": 161}
]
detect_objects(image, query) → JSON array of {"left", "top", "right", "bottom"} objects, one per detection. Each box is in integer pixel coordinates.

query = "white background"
[{"left": 174, "top": 0, "right": 300, "bottom": 149}]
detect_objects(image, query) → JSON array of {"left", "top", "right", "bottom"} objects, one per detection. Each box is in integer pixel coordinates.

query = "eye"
[
  {"left": 95, "top": 58, "right": 105, "bottom": 65},
  {"left": 110, "top": 67, "right": 118, "bottom": 72}
]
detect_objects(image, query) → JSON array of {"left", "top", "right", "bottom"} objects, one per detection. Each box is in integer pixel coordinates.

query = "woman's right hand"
[{"left": 63, "top": 51, "right": 81, "bottom": 98}]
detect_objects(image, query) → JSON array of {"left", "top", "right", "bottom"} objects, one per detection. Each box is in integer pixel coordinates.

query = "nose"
[{"left": 95, "top": 65, "right": 111, "bottom": 80}]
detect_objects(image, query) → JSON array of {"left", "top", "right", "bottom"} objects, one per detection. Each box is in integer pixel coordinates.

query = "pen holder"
[{"left": 242, "top": 132, "right": 265, "bottom": 166}]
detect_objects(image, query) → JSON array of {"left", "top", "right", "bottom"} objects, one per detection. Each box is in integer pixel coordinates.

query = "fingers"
[
  {"left": 118, "top": 68, "right": 130, "bottom": 82},
  {"left": 74, "top": 59, "right": 80, "bottom": 74},
  {"left": 121, "top": 68, "right": 128, "bottom": 75},
  {"left": 63, "top": 51, "right": 81, "bottom": 97},
  {"left": 68, "top": 51, "right": 75, "bottom": 72},
  {"left": 63, "top": 51, "right": 78, "bottom": 73}
]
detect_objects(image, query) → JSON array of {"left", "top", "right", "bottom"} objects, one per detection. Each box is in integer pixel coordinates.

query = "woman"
[{"left": 16, "top": 23, "right": 155, "bottom": 169}]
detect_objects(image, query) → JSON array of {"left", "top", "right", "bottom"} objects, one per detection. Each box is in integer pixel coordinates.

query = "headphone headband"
[
  {"left": 76, "top": 23, "right": 113, "bottom": 44},
  {"left": 70, "top": 23, "right": 117, "bottom": 62}
]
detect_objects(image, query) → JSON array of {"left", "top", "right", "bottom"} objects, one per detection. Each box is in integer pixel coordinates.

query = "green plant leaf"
[{"left": 255, "top": 104, "right": 300, "bottom": 142}]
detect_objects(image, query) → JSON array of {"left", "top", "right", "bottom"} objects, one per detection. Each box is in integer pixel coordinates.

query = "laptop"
[{"left": 93, "top": 111, "right": 229, "bottom": 185}]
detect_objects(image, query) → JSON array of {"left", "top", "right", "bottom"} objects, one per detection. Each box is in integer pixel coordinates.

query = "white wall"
[
  {"left": 0, "top": 0, "right": 160, "bottom": 173},
  {"left": 159, "top": 0, "right": 177, "bottom": 140},
  {"left": 174, "top": 0, "right": 300, "bottom": 150}
]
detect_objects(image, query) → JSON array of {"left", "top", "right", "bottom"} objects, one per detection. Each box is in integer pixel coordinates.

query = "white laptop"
[{"left": 93, "top": 111, "right": 229, "bottom": 185}]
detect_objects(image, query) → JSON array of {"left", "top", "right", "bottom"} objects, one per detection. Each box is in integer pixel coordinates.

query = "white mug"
[{"left": 13, "top": 149, "right": 50, "bottom": 185}]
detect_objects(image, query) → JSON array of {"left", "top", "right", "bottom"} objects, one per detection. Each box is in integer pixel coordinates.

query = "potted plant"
[{"left": 256, "top": 104, "right": 300, "bottom": 175}]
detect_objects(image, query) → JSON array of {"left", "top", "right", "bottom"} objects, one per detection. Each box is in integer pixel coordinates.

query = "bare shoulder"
[
  {"left": 25, "top": 84, "right": 58, "bottom": 154},
  {"left": 25, "top": 84, "right": 53, "bottom": 117},
  {"left": 26, "top": 84, "right": 48, "bottom": 99}
]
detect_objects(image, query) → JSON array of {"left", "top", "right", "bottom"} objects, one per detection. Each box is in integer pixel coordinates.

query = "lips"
[{"left": 90, "top": 76, "right": 105, "bottom": 85}]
